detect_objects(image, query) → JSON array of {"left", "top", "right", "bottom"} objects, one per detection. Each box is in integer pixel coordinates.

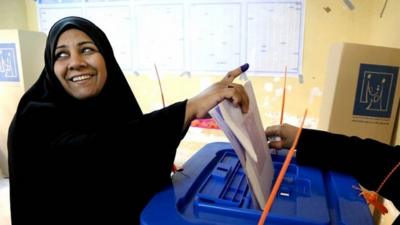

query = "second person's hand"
[{"left": 265, "top": 123, "right": 298, "bottom": 149}]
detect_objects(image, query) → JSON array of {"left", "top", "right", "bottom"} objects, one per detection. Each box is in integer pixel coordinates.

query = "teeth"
[{"left": 71, "top": 75, "right": 91, "bottom": 82}]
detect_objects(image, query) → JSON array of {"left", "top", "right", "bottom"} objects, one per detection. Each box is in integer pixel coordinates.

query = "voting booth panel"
[
  {"left": 319, "top": 43, "right": 400, "bottom": 145},
  {"left": 0, "top": 30, "right": 46, "bottom": 177}
]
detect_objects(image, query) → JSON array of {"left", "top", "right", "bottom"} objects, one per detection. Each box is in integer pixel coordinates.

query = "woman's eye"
[
  {"left": 55, "top": 52, "right": 68, "bottom": 59},
  {"left": 82, "top": 47, "right": 95, "bottom": 54}
]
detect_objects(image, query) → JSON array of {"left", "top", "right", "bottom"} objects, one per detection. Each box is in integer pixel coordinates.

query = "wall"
[
  {"left": 0, "top": 0, "right": 28, "bottom": 30},
  {"left": 127, "top": 0, "right": 400, "bottom": 132},
  {"left": 25, "top": 0, "right": 39, "bottom": 31}
]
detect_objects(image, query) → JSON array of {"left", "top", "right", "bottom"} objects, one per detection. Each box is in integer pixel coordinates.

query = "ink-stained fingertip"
[{"left": 240, "top": 63, "right": 249, "bottom": 72}]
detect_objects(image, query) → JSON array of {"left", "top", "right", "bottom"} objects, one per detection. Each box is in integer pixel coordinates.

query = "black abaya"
[{"left": 8, "top": 16, "right": 186, "bottom": 225}]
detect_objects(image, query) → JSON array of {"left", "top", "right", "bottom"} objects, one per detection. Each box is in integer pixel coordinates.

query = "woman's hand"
[
  {"left": 184, "top": 64, "right": 250, "bottom": 128},
  {"left": 265, "top": 123, "right": 298, "bottom": 149}
]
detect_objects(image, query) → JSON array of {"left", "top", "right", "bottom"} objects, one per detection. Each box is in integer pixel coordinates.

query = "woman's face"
[{"left": 54, "top": 29, "right": 107, "bottom": 100}]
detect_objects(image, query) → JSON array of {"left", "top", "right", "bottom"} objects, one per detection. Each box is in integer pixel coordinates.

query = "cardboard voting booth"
[
  {"left": 0, "top": 30, "right": 46, "bottom": 176},
  {"left": 141, "top": 142, "right": 374, "bottom": 225},
  {"left": 319, "top": 43, "right": 400, "bottom": 144}
]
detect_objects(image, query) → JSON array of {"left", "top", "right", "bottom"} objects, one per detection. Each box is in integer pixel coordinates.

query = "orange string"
[
  {"left": 258, "top": 109, "right": 307, "bottom": 225},
  {"left": 376, "top": 160, "right": 400, "bottom": 193},
  {"left": 154, "top": 64, "right": 166, "bottom": 108},
  {"left": 154, "top": 63, "right": 179, "bottom": 173},
  {"left": 358, "top": 160, "right": 400, "bottom": 215},
  {"left": 280, "top": 66, "right": 287, "bottom": 125}
]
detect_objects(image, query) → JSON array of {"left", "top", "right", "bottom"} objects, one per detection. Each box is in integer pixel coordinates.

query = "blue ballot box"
[{"left": 141, "top": 142, "right": 374, "bottom": 225}]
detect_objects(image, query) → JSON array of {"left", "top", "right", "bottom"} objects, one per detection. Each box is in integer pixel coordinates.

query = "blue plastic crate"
[{"left": 141, "top": 142, "right": 374, "bottom": 225}]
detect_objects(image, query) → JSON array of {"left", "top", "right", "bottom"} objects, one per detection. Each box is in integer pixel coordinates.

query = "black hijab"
[
  {"left": 18, "top": 16, "right": 142, "bottom": 123},
  {"left": 8, "top": 16, "right": 186, "bottom": 225}
]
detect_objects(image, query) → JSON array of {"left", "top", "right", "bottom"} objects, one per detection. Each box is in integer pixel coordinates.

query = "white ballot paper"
[{"left": 209, "top": 80, "right": 274, "bottom": 208}]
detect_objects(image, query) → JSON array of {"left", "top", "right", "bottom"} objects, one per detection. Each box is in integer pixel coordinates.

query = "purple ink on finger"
[{"left": 240, "top": 63, "right": 249, "bottom": 72}]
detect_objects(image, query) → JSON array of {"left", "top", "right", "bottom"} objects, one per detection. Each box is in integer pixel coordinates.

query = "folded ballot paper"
[{"left": 209, "top": 80, "right": 274, "bottom": 208}]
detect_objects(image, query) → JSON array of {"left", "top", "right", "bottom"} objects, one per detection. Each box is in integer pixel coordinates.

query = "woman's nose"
[{"left": 68, "top": 52, "right": 87, "bottom": 70}]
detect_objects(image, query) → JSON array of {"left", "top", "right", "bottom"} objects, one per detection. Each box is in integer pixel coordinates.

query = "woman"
[
  {"left": 7, "top": 16, "right": 249, "bottom": 225},
  {"left": 265, "top": 123, "right": 400, "bottom": 224}
]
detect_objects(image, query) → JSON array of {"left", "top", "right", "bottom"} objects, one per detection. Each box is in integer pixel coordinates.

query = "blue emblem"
[
  {"left": 353, "top": 64, "right": 398, "bottom": 118},
  {"left": 0, "top": 43, "right": 19, "bottom": 82}
]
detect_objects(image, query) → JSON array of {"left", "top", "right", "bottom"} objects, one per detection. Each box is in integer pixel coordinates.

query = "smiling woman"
[
  {"left": 7, "top": 16, "right": 249, "bottom": 225},
  {"left": 53, "top": 29, "right": 107, "bottom": 100}
]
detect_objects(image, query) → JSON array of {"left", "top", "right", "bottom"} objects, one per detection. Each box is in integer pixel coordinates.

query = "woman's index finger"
[{"left": 223, "top": 63, "right": 249, "bottom": 83}]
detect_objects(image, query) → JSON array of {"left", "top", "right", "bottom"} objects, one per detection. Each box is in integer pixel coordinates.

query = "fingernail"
[{"left": 240, "top": 63, "right": 249, "bottom": 72}]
